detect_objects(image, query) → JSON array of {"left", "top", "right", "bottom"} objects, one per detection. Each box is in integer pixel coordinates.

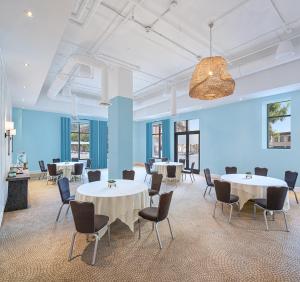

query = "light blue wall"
[
  {"left": 13, "top": 108, "right": 62, "bottom": 171},
  {"left": 133, "top": 91, "right": 300, "bottom": 183},
  {"left": 133, "top": 121, "right": 146, "bottom": 163},
  {"left": 108, "top": 96, "right": 133, "bottom": 179}
]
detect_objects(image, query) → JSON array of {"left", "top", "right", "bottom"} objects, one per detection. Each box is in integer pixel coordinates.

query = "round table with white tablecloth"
[
  {"left": 54, "top": 161, "right": 85, "bottom": 179},
  {"left": 152, "top": 162, "right": 183, "bottom": 181},
  {"left": 220, "top": 174, "right": 289, "bottom": 210},
  {"left": 75, "top": 180, "right": 149, "bottom": 232}
]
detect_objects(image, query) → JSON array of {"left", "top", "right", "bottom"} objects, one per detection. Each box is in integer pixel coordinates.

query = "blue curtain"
[
  {"left": 146, "top": 122, "right": 152, "bottom": 162},
  {"left": 99, "top": 121, "right": 108, "bottom": 168},
  {"left": 60, "top": 117, "right": 71, "bottom": 161},
  {"left": 162, "top": 119, "right": 171, "bottom": 160},
  {"left": 90, "top": 120, "right": 99, "bottom": 169}
]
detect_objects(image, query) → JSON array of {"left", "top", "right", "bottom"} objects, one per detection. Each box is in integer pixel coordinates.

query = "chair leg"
[
  {"left": 92, "top": 235, "right": 99, "bottom": 265},
  {"left": 263, "top": 210, "right": 269, "bottom": 231},
  {"left": 282, "top": 211, "right": 289, "bottom": 232},
  {"left": 293, "top": 190, "right": 299, "bottom": 204},
  {"left": 209, "top": 186, "right": 212, "bottom": 195},
  {"left": 56, "top": 204, "right": 64, "bottom": 222},
  {"left": 167, "top": 218, "right": 174, "bottom": 239},
  {"left": 144, "top": 174, "right": 147, "bottom": 182},
  {"left": 213, "top": 201, "right": 217, "bottom": 217},
  {"left": 107, "top": 225, "right": 111, "bottom": 246},
  {"left": 203, "top": 186, "right": 208, "bottom": 198},
  {"left": 190, "top": 174, "right": 193, "bottom": 182},
  {"left": 68, "top": 232, "right": 77, "bottom": 261},
  {"left": 138, "top": 218, "right": 141, "bottom": 239},
  {"left": 65, "top": 204, "right": 70, "bottom": 216},
  {"left": 253, "top": 204, "right": 256, "bottom": 219},
  {"left": 150, "top": 197, "right": 153, "bottom": 207},
  {"left": 155, "top": 223, "right": 162, "bottom": 249},
  {"left": 228, "top": 204, "right": 233, "bottom": 223}
]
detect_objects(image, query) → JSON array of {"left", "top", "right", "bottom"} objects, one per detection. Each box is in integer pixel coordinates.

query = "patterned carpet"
[{"left": 1, "top": 167, "right": 300, "bottom": 281}]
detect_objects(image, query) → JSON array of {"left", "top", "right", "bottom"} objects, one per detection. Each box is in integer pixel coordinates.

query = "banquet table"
[
  {"left": 220, "top": 174, "right": 289, "bottom": 210},
  {"left": 153, "top": 162, "right": 183, "bottom": 181},
  {"left": 54, "top": 161, "right": 85, "bottom": 179},
  {"left": 75, "top": 179, "right": 149, "bottom": 232}
]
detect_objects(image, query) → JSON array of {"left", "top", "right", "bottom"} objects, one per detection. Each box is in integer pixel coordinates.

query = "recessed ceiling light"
[
  {"left": 23, "top": 86, "right": 26, "bottom": 89},
  {"left": 24, "top": 63, "right": 29, "bottom": 67},
  {"left": 25, "top": 10, "right": 33, "bottom": 18}
]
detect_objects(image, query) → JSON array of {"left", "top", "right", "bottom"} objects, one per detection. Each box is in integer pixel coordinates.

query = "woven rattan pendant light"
[{"left": 189, "top": 22, "right": 235, "bottom": 100}]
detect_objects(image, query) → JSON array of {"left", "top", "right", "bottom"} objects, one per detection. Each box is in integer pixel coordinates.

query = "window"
[
  {"left": 267, "top": 101, "right": 291, "bottom": 149},
  {"left": 71, "top": 122, "right": 90, "bottom": 159},
  {"left": 152, "top": 123, "right": 162, "bottom": 158}
]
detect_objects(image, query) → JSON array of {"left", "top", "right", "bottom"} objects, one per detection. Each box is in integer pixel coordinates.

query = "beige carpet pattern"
[{"left": 1, "top": 168, "right": 300, "bottom": 281}]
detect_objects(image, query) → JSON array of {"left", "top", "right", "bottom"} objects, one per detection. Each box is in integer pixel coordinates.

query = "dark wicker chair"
[
  {"left": 86, "top": 159, "right": 92, "bottom": 170},
  {"left": 213, "top": 180, "right": 240, "bottom": 223},
  {"left": 52, "top": 158, "right": 60, "bottom": 163},
  {"left": 138, "top": 191, "right": 174, "bottom": 249},
  {"left": 56, "top": 177, "right": 75, "bottom": 221},
  {"left": 182, "top": 162, "right": 195, "bottom": 182},
  {"left": 148, "top": 158, "right": 155, "bottom": 168},
  {"left": 69, "top": 201, "right": 110, "bottom": 265},
  {"left": 166, "top": 165, "right": 177, "bottom": 186},
  {"left": 284, "top": 171, "right": 298, "bottom": 204},
  {"left": 38, "top": 160, "right": 47, "bottom": 180},
  {"left": 144, "top": 162, "right": 157, "bottom": 182},
  {"left": 71, "top": 163, "right": 84, "bottom": 182},
  {"left": 203, "top": 168, "right": 214, "bottom": 198},
  {"left": 225, "top": 166, "right": 237, "bottom": 174},
  {"left": 88, "top": 170, "right": 101, "bottom": 183},
  {"left": 254, "top": 167, "right": 268, "bottom": 176},
  {"left": 47, "top": 163, "right": 63, "bottom": 184},
  {"left": 122, "top": 170, "right": 135, "bottom": 180},
  {"left": 253, "top": 186, "right": 288, "bottom": 231},
  {"left": 149, "top": 173, "right": 163, "bottom": 207}
]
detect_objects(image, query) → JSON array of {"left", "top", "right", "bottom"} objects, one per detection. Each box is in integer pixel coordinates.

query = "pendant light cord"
[{"left": 209, "top": 22, "right": 213, "bottom": 57}]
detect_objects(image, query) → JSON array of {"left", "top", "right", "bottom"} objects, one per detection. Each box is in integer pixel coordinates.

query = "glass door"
[
  {"left": 188, "top": 133, "right": 199, "bottom": 171},
  {"left": 175, "top": 134, "right": 187, "bottom": 168}
]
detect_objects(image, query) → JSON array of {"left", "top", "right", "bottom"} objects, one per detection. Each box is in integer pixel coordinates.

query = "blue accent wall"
[
  {"left": 133, "top": 91, "right": 300, "bottom": 183},
  {"left": 108, "top": 96, "right": 133, "bottom": 179}
]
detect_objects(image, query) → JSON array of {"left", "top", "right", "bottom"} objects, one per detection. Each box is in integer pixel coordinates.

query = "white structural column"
[{"left": 107, "top": 67, "right": 133, "bottom": 179}]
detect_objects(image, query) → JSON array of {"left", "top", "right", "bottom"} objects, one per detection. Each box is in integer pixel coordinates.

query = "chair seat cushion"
[
  {"left": 139, "top": 207, "right": 158, "bottom": 221},
  {"left": 148, "top": 189, "right": 158, "bottom": 196},
  {"left": 182, "top": 169, "right": 191, "bottom": 174},
  {"left": 230, "top": 194, "right": 239, "bottom": 203},
  {"left": 63, "top": 195, "right": 75, "bottom": 204},
  {"left": 94, "top": 215, "right": 109, "bottom": 232},
  {"left": 254, "top": 198, "right": 267, "bottom": 208}
]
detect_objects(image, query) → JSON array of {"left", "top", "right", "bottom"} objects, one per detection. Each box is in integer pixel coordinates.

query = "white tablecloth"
[
  {"left": 153, "top": 162, "right": 183, "bottom": 181},
  {"left": 220, "top": 174, "right": 289, "bottom": 210},
  {"left": 54, "top": 161, "right": 85, "bottom": 179},
  {"left": 75, "top": 180, "right": 149, "bottom": 231}
]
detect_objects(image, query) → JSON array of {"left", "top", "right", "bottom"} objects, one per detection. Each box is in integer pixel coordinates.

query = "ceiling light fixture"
[
  {"left": 25, "top": 10, "right": 33, "bottom": 18},
  {"left": 189, "top": 22, "right": 235, "bottom": 100},
  {"left": 23, "top": 86, "right": 26, "bottom": 89},
  {"left": 24, "top": 63, "right": 29, "bottom": 67}
]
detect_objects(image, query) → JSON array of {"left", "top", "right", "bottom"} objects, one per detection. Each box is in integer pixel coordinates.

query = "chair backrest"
[
  {"left": 214, "top": 180, "right": 231, "bottom": 203},
  {"left": 167, "top": 165, "right": 176, "bottom": 178},
  {"left": 157, "top": 191, "right": 173, "bottom": 221},
  {"left": 179, "top": 159, "right": 185, "bottom": 167},
  {"left": 86, "top": 159, "right": 92, "bottom": 169},
  {"left": 57, "top": 177, "right": 71, "bottom": 202},
  {"left": 161, "top": 157, "right": 168, "bottom": 162},
  {"left": 148, "top": 158, "right": 155, "bottom": 167},
  {"left": 70, "top": 201, "right": 95, "bottom": 234},
  {"left": 53, "top": 158, "right": 60, "bottom": 163},
  {"left": 190, "top": 162, "right": 195, "bottom": 171},
  {"left": 204, "top": 168, "right": 213, "bottom": 186},
  {"left": 88, "top": 170, "right": 101, "bottom": 182},
  {"left": 284, "top": 171, "right": 298, "bottom": 189},
  {"left": 47, "top": 163, "right": 58, "bottom": 176},
  {"left": 254, "top": 167, "right": 268, "bottom": 176},
  {"left": 225, "top": 166, "right": 237, "bottom": 174},
  {"left": 39, "top": 160, "right": 46, "bottom": 172},
  {"left": 145, "top": 162, "right": 151, "bottom": 174},
  {"left": 72, "top": 158, "right": 79, "bottom": 162},
  {"left": 151, "top": 173, "right": 163, "bottom": 193},
  {"left": 74, "top": 163, "right": 84, "bottom": 175},
  {"left": 266, "top": 186, "right": 288, "bottom": 210},
  {"left": 122, "top": 170, "right": 135, "bottom": 180}
]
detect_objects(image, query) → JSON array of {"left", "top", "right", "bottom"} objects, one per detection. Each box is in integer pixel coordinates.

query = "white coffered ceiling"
[{"left": 2, "top": 0, "right": 300, "bottom": 119}]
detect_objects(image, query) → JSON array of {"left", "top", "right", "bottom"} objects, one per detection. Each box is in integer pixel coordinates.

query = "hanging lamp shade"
[{"left": 189, "top": 56, "right": 235, "bottom": 100}]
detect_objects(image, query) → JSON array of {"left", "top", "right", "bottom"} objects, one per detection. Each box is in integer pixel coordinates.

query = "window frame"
[
  {"left": 152, "top": 123, "right": 162, "bottom": 159},
  {"left": 267, "top": 100, "right": 291, "bottom": 150},
  {"left": 71, "top": 121, "right": 90, "bottom": 160}
]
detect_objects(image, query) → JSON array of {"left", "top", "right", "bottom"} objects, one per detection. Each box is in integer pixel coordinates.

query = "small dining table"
[
  {"left": 75, "top": 179, "right": 149, "bottom": 232},
  {"left": 152, "top": 162, "right": 183, "bottom": 181},
  {"left": 54, "top": 161, "right": 85, "bottom": 179},
  {"left": 220, "top": 174, "right": 289, "bottom": 210}
]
